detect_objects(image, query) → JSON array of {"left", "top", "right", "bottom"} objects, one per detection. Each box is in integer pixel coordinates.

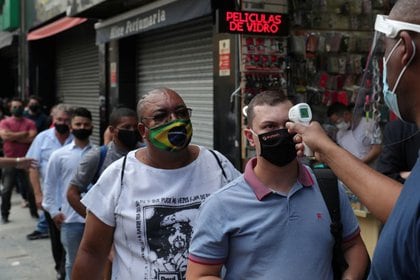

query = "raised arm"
[{"left": 286, "top": 121, "right": 402, "bottom": 222}]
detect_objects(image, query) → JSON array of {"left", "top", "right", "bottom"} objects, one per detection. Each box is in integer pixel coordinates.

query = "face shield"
[{"left": 352, "top": 15, "right": 420, "bottom": 142}]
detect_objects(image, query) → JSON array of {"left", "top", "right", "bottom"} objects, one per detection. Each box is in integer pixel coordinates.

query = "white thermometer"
[{"left": 288, "top": 103, "right": 313, "bottom": 157}]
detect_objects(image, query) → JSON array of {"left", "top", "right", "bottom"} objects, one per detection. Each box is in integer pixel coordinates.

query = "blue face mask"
[
  {"left": 382, "top": 60, "right": 401, "bottom": 119},
  {"left": 382, "top": 39, "right": 416, "bottom": 120}
]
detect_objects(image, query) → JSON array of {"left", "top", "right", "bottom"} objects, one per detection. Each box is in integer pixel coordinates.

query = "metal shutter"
[
  {"left": 136, "top": 16, "right": 214, "bottom": 148},
  {"left": 55, "top": 24, "right": 100, "bottom": 145}
]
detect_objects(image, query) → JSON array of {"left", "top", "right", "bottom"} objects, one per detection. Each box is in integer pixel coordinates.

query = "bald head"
[
  {"left": 390, "top": 0, "right": 420, "bottom": 24},
  {"left": 137, "top": 88, "right": 184, "bottom": 120}
]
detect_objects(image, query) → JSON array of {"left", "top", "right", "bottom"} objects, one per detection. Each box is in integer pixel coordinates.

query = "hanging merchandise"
[{"left": 288, "top": 0, "right": 389, "bottom": 124}]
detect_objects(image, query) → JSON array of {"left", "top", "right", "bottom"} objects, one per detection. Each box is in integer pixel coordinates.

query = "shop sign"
[
  {"left": 219, "top": 39, "right": 230, "bottom": 77},
  {"left": 218, "top": 10, "right": 289, "bottom": 36},
  {"left": 96, "top": 0, "right": 211, "bottom": 44}
]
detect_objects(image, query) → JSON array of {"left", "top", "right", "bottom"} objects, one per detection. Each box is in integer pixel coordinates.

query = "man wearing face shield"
[
  {"left": 287, "top": 1, "right": 420, "bottom": 278},
  {"left": 72, "top": 88, "right": 240, "bottom": 279},
  {"left": 187, "top": 90, "right": 368, "bottom": 280}
]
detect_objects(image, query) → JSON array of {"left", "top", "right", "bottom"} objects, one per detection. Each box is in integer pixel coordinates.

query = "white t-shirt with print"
[{"left": 81, "top": 146, "right": 240, "bottom": 280}]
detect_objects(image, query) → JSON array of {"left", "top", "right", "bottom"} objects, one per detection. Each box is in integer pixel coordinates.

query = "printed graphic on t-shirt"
[{"left": 143, "top": 203, "right": 201, "bottom": 280}]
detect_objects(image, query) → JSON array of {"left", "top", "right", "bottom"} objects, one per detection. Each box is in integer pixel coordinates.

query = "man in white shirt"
[
  {"left": 72, "top": 88, "right": 240, "bottom": 280},
  {"left": 42, "top": 107, "right": 95, "bottom": 280},
  {"left": 327, "top": 102, "right": 381, "bottom": 165}
]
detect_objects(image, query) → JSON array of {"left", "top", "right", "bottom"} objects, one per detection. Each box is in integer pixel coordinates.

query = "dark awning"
[{"left": 27, "top": 17, "right": 87, "bottom": 41}]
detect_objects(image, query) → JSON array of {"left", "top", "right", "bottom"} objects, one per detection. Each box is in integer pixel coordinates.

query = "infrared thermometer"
[{"left": 288, "top": 103, "right": 313, "bottom": 157}]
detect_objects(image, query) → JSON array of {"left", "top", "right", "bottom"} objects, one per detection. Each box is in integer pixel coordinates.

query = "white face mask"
[
  {"left": 335, "top": 120, "right": 350, "bottom": 131},
  {"left": 382, "top": 39, "right": 416, "bottom": 120}
]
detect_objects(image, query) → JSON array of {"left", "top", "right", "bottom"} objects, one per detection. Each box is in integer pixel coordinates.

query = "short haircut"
[
  {"left": 109, "top": 107, "right": 137, "bottom": 126},
  {"left": 11, "top": 97, "right": 24, "bottom": 105},
  {"left": 28, "top": 95, "right": 42, "bottom": 103},
  {"left": 326, "top": 102, "right": 349, "bottom": 117},
  {"left": 246, "top": 90, "right": 289, "bottom": 128},
  {"left": 73, "top": 107, "right": 92, "bottom": 120},
  {"left": 52, "top": 103, "right": 74, "bottom": 117}
]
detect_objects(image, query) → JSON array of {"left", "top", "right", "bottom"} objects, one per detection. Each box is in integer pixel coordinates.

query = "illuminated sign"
[{"left": 218, "top": 10, "right": 289, "bottom": 36}]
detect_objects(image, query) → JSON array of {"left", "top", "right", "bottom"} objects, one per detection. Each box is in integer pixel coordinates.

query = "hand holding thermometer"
[{"left": 288, "top": 103, "right": 313, "bottom": 157}]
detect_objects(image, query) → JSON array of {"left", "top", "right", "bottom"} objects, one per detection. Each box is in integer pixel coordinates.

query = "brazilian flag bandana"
[{"left": 148, "top": 119, "right": 193, "bottom": 151}]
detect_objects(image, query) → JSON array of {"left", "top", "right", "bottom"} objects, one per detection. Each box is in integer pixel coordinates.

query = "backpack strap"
[
  {"left": 208, "top": 149, "right": 227, "bottom": 180},
  {"left": 93, "top": 145, "right": 108, "bottom": 184},
  {"left": 313, "top": 168, "right": 348, "bottom": 280}
]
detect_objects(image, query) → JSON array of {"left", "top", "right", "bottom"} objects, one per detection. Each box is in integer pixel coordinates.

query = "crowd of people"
[{"left": 0, "top": 0, "right": 419, "bottom": 279}]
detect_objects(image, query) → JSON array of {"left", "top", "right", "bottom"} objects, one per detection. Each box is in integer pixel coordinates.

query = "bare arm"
[
  {"left": 286, "top": 121, "right": 402, "bottom": 222},
  {"left": 0, "top": 157, "right": 36, "bottom": 169},
  {"left": 0, "top": 129, "right": 28, "bottom": 141},
  {"left": 67, "top": 185, "right": 86, "bottom": 218},
  {"left": 186, "top": 260, "right": 222, "bottom": 280},
  {"left": 361, "top": 144, "right": 381, "bottom": 165},
  {"left": 341, "top": 235, "right": 369, "bottom": 280},
  {"left": 17, "top": 129, "right": 37, "bottom": 143},
  {"left": 29, "top": 168, "right": 43, "bottom": 209},
  {"left": 72, "top": 211, "right": 114, "bottom": 280}
]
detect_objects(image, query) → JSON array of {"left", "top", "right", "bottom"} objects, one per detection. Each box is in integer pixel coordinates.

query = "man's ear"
[
  {"left": 400, "top": 31, "right": 416, "bottom": 65},
  {"left": 138, "top": 122, "right": 147, "bottom": 139},
  {"left": 244, "top": 128, "right": 256, "bottom": 147}
]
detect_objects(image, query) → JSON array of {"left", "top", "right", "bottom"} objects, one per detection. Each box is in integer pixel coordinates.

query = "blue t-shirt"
[
  {"left": 189, "top": 158, "right": 360, "bottom": 279},
  {"left": 369, "top": 154, "right": 420, "bottom": 279}
]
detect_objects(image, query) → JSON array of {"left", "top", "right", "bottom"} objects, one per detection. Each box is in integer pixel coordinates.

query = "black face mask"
[
  {"left": 11, "top": 107, "right": 24, "bottom": 117},
  {"left": 72, "top": 128, "right": 92, "bottom": 140},
  {"left": 29, "top": 104, "right": 40, "bottom": 113},
  {"left": 117, "top": 129, "right": 140, "bottom": 149},
  {"left": 55, "top": 123, "right": 70, "bottom": 135},
  {"left": 256, "top": 128, "right": 296, "bottom": 167}
]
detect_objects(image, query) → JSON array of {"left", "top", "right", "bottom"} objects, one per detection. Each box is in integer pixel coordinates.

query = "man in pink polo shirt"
[{"left": 0, "top": 97, "right": 37, "bottom": 224}]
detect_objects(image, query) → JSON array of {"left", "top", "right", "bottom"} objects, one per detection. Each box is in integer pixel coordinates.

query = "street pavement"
[{"left": 0, "top": 192, "right": 56, "bottom": 280}]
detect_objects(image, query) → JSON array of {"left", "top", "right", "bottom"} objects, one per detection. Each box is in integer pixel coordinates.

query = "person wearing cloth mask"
[
  {"left": 287, "top": 0, "right": 420, "bottom": 278},
  {"left": 42, "top": 107, "right": 95, "bottom": 280},
  {"left": 187, "top": 90, "right": 368, "bottom": 280},
  {"left": 0, "top": 97, "right": 37, "bottom": 223},
  {"left": 23, "top": 95, "right": 49, "bottom": 133},
  {"left": 67, "top": 107, "right": 141, "bottom": 279},
  {"left": 26, "top": 103, "right": 74, "bottom": 279},
  {"left": 327, "top": 102, "right": 381, "bottom": 166},
  {"left": 72, "top": 87, "right": 240, "bottom": 279}
]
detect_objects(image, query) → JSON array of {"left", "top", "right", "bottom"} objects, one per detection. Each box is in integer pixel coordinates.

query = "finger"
[
  {"left": 286, "top": 121, "right": 305, "bottom": 134},
  {"left": 293, "top": 134, "right": 303, "bottom": 143}
]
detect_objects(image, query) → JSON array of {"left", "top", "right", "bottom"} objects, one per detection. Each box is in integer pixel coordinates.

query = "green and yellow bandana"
[{"left": 148, "top": 119, "right": 193, "bottom": 151}]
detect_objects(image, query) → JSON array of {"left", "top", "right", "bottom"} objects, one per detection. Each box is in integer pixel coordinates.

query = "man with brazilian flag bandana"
[{"left": 72, "top": 87, "right": 240, "bottom": 280}]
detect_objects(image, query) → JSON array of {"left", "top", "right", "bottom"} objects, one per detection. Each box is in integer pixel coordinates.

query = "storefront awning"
[
  {"left": 0, "top": 31, "right": 14, "bottom": 49},
  {"left": 27, "top": 17, "right": 87, "bottom": 41},
  {"left": 95, "top": 0, "right": 211, "bottom": 44}
]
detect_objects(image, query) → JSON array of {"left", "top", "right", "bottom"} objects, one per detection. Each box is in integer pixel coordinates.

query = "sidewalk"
[{"left": 0, "top": 192, "right": 56, "bottom": 279}]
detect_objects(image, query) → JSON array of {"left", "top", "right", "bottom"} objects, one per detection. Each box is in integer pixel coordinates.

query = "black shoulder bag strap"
[
  {"left": 313, "top": 168, "right": 348, "bottom": 280},
  {"left": 208, "top": 149, "right": 227, "bottom": 180}
]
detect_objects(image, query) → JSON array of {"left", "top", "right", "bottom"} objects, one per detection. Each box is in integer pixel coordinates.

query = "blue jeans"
[
  {"left": 60, "top": 222, "right": 85, "bottom": 280},
  {"left": 36, "top": 211, "right": 49, "bottom": 233}
]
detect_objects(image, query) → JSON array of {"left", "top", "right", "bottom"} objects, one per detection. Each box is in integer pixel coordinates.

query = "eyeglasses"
[
  {"left": 375, "top": 15, "right": 420, "bottom": 38},
  {"left": 141, "top": 107, "right": 192, "bottom": 125}
]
